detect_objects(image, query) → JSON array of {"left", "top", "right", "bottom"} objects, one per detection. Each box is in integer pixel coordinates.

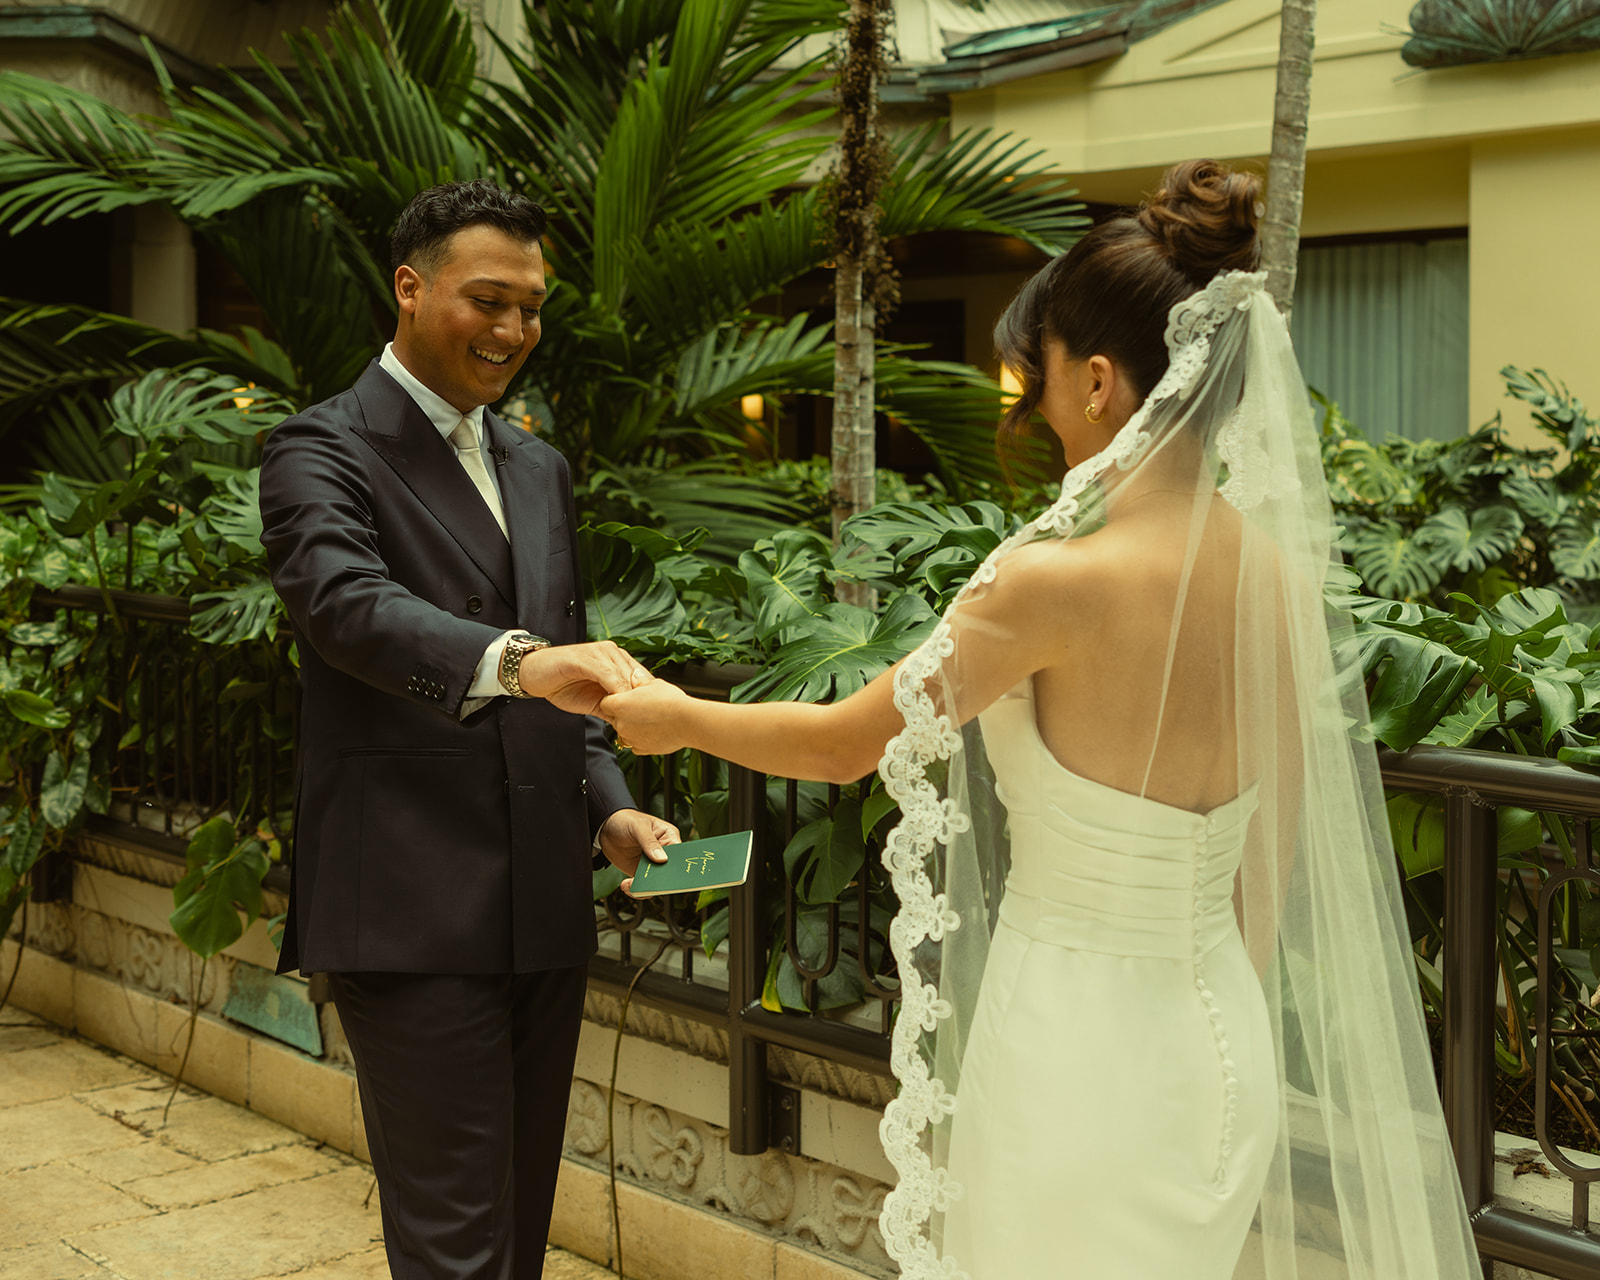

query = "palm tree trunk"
[
  {"left": 830, "top": 0, "right": 890, "bottom": 607},
  {"left": 1261, "top": 0, "right": 1316, "bottom": 325},
  {"left": 832, "top": 262, "right": 876, "bottom": 545}
]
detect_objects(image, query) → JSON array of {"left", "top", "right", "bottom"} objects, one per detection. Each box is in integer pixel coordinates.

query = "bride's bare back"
[{"left": 1032, "top": 492, "right": 1246, "bottom": 814}]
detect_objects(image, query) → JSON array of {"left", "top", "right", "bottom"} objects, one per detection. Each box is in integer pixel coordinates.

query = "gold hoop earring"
[{"left": 1085, "top": 402, "right": 1103, "bottom": 424}]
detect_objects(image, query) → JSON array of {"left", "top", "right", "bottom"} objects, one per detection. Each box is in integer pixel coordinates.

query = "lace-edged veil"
[{"left": 874, "top": 268, "right": 1479, "bottom": 1278}]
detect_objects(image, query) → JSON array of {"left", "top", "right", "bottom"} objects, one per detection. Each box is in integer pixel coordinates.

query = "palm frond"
[
  {"left": 873, "top": 356, "right": 1026, "bottom": 494},
  {"left": 367, "top": 0, "right": 482, "bottom": 121},
  {"left": 0, "top": 301, "right": 287, "bottom": 456},
  {"left": 673, "top": 316, "right": 835, "bottom": 418},
  {"left": 588, "top": 2, "right": 833, "bottom": 301},
  {"left": 202, "top": 193, "right": 389, "bottom": 401},
  {"left": 0, "top": 73, "right": 170, "bottom": 231},
  {"left": 879, "top": 122, "right": 1088, "bottom": 253},
  {"left": 585, "top": 458, "right": 803, "bottom": 562},
  {"left": 624, "top": 196, "right": 828, "bottom": 346}
]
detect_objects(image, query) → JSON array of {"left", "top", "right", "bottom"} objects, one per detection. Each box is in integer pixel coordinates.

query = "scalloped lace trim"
[{"left": 875, "top": 270, "right": 1269, "bottom": 1277}]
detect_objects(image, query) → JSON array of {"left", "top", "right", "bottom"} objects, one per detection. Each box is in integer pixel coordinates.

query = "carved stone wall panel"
[
  {"left": 16, "top": 902, "right": 75, "bottom": 960},
  {"left": 581, "top": 994, "right": 894, "bottom": 1109},
  {"left": 582, "top": 990, "right": 731, "bottom": 1065},
  {"left": 76, "top": 835, "right": 186, "bottom": 888},
  {"left": 767, "top": 1045, "right": 895, "bottom": 1109},
  {"left": 69, "top": 903, "right": 229, "bottom": 1013},
  {"left": 565, "top": 1089, "right": 892, "bottom": 1276}
]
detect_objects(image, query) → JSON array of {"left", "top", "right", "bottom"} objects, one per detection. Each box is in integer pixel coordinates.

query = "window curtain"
[{"left": 1291, "top": 237, "right": 1469, "bottom": 442}]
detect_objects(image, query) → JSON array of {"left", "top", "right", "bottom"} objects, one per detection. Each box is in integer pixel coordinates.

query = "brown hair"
[{"left": 995, "top": 159, "right": 1261, "bottom": 456}]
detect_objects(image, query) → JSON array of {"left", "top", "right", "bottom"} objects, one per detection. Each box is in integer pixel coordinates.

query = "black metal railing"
[
  {"left": 1382, "top": 745, "right": 1600, "bottom": 1279},
  {"left": 32, "top": 586, "right": 295, "bottom": 850},
  {"left": 587, "top": 660, "right": 897, "bottom": 1156}
]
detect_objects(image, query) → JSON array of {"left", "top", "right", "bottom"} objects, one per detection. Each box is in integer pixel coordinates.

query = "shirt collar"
[{"left": 379, "top": 343, "right": 486, "bottom": 445}]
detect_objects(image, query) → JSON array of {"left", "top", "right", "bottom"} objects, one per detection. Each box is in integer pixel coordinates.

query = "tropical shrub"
[
  {"left": 1323, "top": 366, "right": 1600, "bottom": 611},
  {"left": 0, "top": 369, "right": 294, "bottom": 956},
  {"left": 0, "top": 0, "right": 1085, "bottom": 556},
  {"left": 1329, "top": 370, "right": 1600, "bottom": 1144}
]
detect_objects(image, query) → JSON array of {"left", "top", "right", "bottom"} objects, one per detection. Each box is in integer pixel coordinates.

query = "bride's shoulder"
[{"left": 973, "top": 533, "right": 1128, "bottom": 617}]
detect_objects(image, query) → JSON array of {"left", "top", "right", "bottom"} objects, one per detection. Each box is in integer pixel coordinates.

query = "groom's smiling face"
[{"left": 393, "top": 223, "right": 546, "bottom": 414}]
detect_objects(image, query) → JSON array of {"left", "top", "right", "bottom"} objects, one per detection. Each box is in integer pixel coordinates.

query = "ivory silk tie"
[{"left": 448, "top": 416, "right": 508, "bottom": 540}]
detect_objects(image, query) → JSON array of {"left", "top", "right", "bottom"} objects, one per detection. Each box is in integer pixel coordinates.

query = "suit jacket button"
[
  {"left": 566, "top": 599, "right": 576, "bottom": 616},
  {"left": 579, "top": 779, "right": 588, "bottom": 796},
  {"left": 467, "top": 595, "right": 482, "bottom": 614}
]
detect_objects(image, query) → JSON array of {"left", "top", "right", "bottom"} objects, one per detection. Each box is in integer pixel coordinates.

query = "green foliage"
[
  {"left": 1321, "top": 368, "right": 1600, "bottom": 615},
  {"left": 0, "top": 370, "right": 295, "bottom": 968},
  {"left": 170, "top": 817, "right": 271, "bottom": 958},
  {"left": 0, "top": 0, "right": 1084, "bottom": 543},
  {"left": 1329, "top": 375, "right": 1600, "bottom": 1122},
  {"left": 0, "top": 0, "right": 1074, "bottom": 1021}
]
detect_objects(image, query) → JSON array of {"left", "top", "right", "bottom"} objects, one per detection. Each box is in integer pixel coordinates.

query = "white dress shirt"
[{"left": 379, "top": 343, "right": 516, "bottom": 713}]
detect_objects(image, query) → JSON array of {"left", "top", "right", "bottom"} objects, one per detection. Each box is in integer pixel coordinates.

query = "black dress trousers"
[{"left": 328, "top": 967, "right": 589, "bottom": 1280}]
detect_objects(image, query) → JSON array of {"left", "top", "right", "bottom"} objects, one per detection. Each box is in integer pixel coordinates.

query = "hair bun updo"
[{"left": 1136, "top": 159, "right": 1262, "bottom": 285}]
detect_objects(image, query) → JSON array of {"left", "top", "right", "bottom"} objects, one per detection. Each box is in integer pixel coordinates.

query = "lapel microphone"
[{"left": 489, "top": 444, "right": 510, "bottom": 467}]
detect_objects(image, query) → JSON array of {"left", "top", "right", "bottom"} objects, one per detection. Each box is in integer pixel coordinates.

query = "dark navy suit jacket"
[{"left": 259, "top": 360, "right": 633, "bottom": 975}]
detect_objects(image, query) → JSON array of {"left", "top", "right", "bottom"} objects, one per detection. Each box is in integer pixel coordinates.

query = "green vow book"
[{"left": 630, "top": 830, "right": 753, "bottom": 898}]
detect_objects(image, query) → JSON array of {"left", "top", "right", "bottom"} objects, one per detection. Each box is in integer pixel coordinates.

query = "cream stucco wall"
[
  {"left": 942, "top": 0, "right": 1600, "bottom": 443},
  {"left": 1468, "top": 127, "right": 1600, "bottom": 431}
]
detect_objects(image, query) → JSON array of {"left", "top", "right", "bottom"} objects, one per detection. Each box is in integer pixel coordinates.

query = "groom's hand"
[
  {"left": 596, "top": 809, "right": 679, "bottom": 894},
  {"left": 517, "top": 642, "right": 653, "bottom": 716}
]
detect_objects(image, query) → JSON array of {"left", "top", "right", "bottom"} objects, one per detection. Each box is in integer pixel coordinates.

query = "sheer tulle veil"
[{"left": 873, "top": 268, "right": 1479, "bottom": 1277}]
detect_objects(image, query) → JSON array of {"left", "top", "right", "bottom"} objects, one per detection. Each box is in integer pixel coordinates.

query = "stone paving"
[{"left": 0, "top": 1005, "right": 613, "bottom": 1280}]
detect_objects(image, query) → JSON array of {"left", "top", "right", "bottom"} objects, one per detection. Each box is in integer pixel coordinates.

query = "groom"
[{"left": 259, "top": 179, "right": 675, "bottom": 1277}]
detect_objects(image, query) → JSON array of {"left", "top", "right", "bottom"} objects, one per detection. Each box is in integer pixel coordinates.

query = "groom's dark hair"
[{"left": 390, "top": 180, "right": 548, "bottom": 277}]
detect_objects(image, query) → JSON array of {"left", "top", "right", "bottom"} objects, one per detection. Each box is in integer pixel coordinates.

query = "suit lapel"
[
  {"left": 350, "top": 362, "right": 515, "bottom": 608},
  {"left": 487, "top": 412, "right": 550, "bottom": 625}
]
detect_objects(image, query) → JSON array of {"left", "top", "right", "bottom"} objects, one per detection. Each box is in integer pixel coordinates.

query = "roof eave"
[{"left": 915, "top": 30, "right": 1132, "bottom": 94}]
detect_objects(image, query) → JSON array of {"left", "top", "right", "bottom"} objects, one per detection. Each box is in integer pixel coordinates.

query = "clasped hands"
[
  {"left": 516, "top": 639, "right": 688, "bottom": 888},
  {"left": 516, "top": 638, "right": 689, "bottom": 756}
]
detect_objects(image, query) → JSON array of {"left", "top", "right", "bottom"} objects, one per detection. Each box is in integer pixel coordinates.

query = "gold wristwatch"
[{"left": 499, "top": 632, "right": 551, "bottom": 699}]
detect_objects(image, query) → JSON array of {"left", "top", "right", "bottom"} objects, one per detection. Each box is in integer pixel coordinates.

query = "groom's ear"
[{"left": 394, "top": 264, "right": 425, "bottom": 314}]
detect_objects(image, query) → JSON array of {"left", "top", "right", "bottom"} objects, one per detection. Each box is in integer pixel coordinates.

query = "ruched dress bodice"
[
  {"left": 938, "top": 682, "right": 1278, "bottom": 1278},
  {"left": 985, "top": 683, "right": 1257, "bottom": 962}
]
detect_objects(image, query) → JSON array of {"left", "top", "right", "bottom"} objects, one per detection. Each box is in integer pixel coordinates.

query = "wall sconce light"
[
  {"left": 740, "top": 393, "right": 765, "bottom": 421},
  {"left": 999, "top": 366, "right": 1022, "bottom": 407}
]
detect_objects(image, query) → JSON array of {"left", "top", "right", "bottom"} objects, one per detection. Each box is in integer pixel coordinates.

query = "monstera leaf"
[
  {"left": 1414, "top": 504, "right": 1524, "bottom": 573},
  {"left": 1336, "top": 600, "right": 1477, "bottom": 750},
  {"left": 731, "top": 592, "right": 937, "bottom": 705},
  {"left": 1345, "top": 519, "right": 1446, "bottom": 601},
  {"left": 582, "top": 522, "right": 692, "bottom": 644},
  {"left": 190, "top": 576, "right": 282, "bottom": 645},
  {"left": 739, "top": 529, "right": 833, "bottom": 643},
  {"left": 1551, "top": 514, "right": 1600, "bottom": 579}
]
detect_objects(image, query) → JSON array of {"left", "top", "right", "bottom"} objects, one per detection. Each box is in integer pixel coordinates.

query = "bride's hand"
[{"left": 599, "top": 679, "right": 693, "bottom": 755}]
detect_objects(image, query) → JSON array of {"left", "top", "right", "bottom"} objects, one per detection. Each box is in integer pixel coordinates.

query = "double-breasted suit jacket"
[{"left": 259, "top": 360, "right": 633, "bottom": 977}]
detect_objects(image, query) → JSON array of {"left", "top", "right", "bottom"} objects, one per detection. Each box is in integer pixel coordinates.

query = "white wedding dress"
[
  {"left": 877, "top": 272, "right": 1479, "bottom": 1280},
  {"left": 939, "top": 680, "right": 1279, "bottom": 1277}
]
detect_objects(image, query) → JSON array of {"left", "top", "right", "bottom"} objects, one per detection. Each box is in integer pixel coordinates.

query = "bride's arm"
[
  {"left": 600, "top": 665, "right": 905, "bottom": 784},
  {"left": 600, "top": 541, "right": 1082, "bottom": 782}
]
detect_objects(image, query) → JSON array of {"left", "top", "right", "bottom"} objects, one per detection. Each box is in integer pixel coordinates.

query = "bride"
[{"left": 600, "top": 160, "right": 1477, "bottom": 1278}]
